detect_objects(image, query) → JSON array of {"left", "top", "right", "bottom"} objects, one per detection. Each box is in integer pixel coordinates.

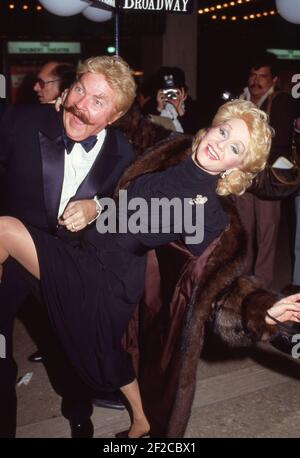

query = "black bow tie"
[{"left": 62, "top": 132, "right": 98, "bottom": 154}]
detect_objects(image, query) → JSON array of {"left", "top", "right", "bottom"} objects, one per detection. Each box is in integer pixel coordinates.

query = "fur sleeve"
[
  {"left": 210, "top": 275, "right": 280, "bottom": 347},
  {"left": 242, "top": 288, "right": 281, "bottom": 341}
]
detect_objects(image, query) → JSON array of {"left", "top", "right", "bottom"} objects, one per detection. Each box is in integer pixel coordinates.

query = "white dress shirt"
[{"left": 58, "top": 129, "right": 106, "bottom": 218}]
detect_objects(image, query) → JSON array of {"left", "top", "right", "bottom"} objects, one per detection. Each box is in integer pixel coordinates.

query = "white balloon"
[
  {"left": 82, "top": 6, "right": 113, "bottom": 22},
  {"left": 39, "top": 0, "right": 89, "bottom": 17},
  {"left": 276, "top": 0, "right": 300, "bottom": 25}
]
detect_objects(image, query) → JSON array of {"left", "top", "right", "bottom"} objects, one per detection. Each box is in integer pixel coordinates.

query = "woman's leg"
[
  {"left": 120, "top": 378, "right": 150, "bottom": 438},
  {"left": 0, "top": 216, "right": 40, "bottom": 280}
]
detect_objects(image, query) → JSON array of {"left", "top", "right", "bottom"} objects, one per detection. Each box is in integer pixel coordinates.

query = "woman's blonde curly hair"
[{"left": 192, "top": 99, "right": 273, "bottom": 196}]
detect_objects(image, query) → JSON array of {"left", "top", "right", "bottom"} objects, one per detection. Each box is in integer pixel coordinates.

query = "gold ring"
[{"left": 71, "top": 223, "right": 76, "bottom": 231}]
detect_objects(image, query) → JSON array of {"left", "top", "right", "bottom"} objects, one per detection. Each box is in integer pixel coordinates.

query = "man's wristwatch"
[{"left": 88, "top": 196, "right": 103, "bottom": 225}]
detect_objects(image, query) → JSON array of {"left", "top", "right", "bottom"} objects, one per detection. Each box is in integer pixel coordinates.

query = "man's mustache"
[
  {"left": 63, "top": 103, "right": 93, "bottom": 126},
  {"left": 250, "top": 83, "right": 262, "bottom": 90}
]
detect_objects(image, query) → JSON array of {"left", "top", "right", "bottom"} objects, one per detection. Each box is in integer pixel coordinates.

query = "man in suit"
[
  {"left": 235, "top": 51, "right": 295, "bottom": 287},
  {"left": 0, "top": 55, "right": 136, "bottom": 438}
]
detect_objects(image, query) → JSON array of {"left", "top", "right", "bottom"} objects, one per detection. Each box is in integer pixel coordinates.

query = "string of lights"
[
  {"left": 209, "top": 8, "right": 277, "bottom": 21},
  {"left": 6, "top": 3, "right": 43, "bottom": 11},
  {"left": 198, "top": 0, "right": 253, "bottom": 15}
]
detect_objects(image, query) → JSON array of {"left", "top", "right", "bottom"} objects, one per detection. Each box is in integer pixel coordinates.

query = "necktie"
[{"left": 62, "top": 132, "right": 98, "bottom": 154}]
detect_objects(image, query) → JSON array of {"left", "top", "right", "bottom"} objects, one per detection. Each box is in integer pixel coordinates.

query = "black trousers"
[{"left": 0, "top": 258, "right": 93, "bottom": 438}]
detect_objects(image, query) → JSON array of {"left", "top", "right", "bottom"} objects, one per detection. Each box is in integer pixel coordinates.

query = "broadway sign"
[
  {"left": 121, "top": 0, "right": 193, "bottom": 12},
  {"left": 93, "top": 0, "right": 194, "bottom": 13}
]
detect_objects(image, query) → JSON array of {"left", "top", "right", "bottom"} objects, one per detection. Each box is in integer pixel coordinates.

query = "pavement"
[{"left": 12, "top": 209, "right": 300, "bottom": 438}]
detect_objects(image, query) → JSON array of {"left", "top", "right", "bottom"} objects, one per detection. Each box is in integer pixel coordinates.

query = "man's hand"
[{"left": 58, "top": 199, "right": 97, "bottom": 232}]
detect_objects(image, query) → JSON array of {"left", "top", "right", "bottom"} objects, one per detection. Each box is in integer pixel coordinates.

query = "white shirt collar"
[{"left": 241, "top": 85, "right": 275, "bottom": 108}]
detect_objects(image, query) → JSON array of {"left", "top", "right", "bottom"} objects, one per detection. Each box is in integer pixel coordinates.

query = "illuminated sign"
[
  {"left": 94, "top": 0, "right": 193, "bottom": 12},
  {"left": 120, "top": 0, "right": 193, "bottom": 12},
  {"left": 268, "top": 48, "right": 300, "bottom": 60},
  {"left": 8, "top": 42, "right": 81, "bottom": 55}
]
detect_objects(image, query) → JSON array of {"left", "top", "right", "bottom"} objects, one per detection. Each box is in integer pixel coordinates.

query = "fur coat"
[{"left": 117, "top": 105, "right": 283, "bottom": 438}]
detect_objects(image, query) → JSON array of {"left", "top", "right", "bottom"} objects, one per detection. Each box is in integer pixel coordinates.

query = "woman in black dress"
[{"left": 1, "top": 100, "right": 300, "bottom": 438}]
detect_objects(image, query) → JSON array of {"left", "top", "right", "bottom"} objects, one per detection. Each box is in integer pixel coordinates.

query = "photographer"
[{"left": 141, "top": 66, "right": 199, "bottom": 134}]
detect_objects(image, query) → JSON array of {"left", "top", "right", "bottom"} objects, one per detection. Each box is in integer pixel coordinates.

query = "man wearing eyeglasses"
[{"left": 33, "top": 61, "right": 76, "bottom": 104}]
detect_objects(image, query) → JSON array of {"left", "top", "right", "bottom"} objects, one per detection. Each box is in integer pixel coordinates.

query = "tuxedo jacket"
[{"left": 0, "top": 104, "right": 135, "bottom": 238}]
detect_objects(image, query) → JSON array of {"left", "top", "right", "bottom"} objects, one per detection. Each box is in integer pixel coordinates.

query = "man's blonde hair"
[
  {"left": 192, "top": 99, "right": 273, "bottom": 196},
  {"left": 77, "top": 55, "right": 136, "bottom": 115}
]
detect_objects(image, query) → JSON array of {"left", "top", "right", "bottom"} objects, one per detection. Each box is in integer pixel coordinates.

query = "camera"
[
  {"left": 163, "top": 89, "right": 178, "bottom": 100},
  {"left": 162, "top": 74, "right": 178, "bottom": 100}
]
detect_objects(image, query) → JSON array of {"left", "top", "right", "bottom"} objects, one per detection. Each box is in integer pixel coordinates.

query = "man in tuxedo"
[
  {"left": 28, "top": 60, "right": 75, "bottom": 364},
  {"left": 0, "top": 55, "right": 136, "bottom": 438}
]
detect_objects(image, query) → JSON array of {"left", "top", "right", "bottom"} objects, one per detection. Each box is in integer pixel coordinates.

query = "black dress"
[{"left": 26, "top": 157, "right": 228, "bottom": 392}]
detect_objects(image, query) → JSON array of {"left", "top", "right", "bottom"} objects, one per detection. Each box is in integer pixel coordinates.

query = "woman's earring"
[
  {"left": 221, "top": 169, "right": 231, "bottom": 179},
  {"left": 221, "top": 168, "right": 236, "bottom": 179}
]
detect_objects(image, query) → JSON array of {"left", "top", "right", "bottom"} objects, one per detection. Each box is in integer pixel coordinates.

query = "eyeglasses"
[{"left": 35, "top": 78, "right": 61, "bottom": 89}]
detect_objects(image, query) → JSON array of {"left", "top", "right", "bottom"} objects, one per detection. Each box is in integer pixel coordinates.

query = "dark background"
[
  {"left": 197, "top": 0, "right": 300, "bottom": 122},
  {"left": 0, "top": 0, "right": 299, "bottom": 124}
]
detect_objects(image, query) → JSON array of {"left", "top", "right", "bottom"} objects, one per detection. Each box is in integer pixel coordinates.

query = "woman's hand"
[{"left": 266, "top": 293, "right": 300, "bottom": 325}]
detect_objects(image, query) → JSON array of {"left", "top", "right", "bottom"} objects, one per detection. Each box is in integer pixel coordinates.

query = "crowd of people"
[{"left": 1, "top": 52, "right": 300, "bottom": 439}]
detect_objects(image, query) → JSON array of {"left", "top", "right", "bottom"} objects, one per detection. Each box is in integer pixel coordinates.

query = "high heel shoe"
[{"left": 115, "top": 429, "right": 150, "bottom": 438}]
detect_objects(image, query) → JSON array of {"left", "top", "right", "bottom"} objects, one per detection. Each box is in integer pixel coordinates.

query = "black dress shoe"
[
  {"left": 70, "top": 418, "right": 94, "bottom": 438},
  {"left": 93, "top": 392, "right": 125, "bottom": 410},
  {"left": 28, "top": 350, "right": 43, "bottom": 363}
]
